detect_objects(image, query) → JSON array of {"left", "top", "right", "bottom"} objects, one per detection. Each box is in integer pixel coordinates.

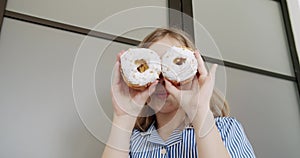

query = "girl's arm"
[
  {"left": 165, "top": 51, "right": 230, "bottom": 157},
  {"left": 192, "top": 110, "right": 231, "bottom": 158},
  {"left": 102, "top": 55, "right": 158, "bottom": 158},
  {"left": 102, "top": 115, "right": 136, "bottom": 158}
]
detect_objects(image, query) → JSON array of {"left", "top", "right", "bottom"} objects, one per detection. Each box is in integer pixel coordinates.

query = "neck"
[{"left": 156, "top": 108, "right": 187, "bottom": 141}]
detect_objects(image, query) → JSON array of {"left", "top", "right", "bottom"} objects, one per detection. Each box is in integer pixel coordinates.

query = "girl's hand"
[
  {"left": 111, "top": 51, "right": 158, "bottom": 117},
  {"left": 164, "top": 51, "right": 217, "bottom": 121}
]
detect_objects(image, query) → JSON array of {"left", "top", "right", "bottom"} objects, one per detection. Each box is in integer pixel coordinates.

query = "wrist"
[
  {"left": 192, "top": 107, "right": 215, "bottom": 138},
  {"left": 112, "top": 114, "right": 137, "bottom": 131},
  {"left": 188, "top": 102, "right": 210, "bottom": 123},
  {"left": 106, "top": 114, "right": 136, "bottom": 152}
]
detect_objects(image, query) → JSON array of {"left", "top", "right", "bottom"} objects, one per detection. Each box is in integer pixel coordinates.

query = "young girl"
[{"left": 102, "top": 28, "right": 256, "bottom": 158}]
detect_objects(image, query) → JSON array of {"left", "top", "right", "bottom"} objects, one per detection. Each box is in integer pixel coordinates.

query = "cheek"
[{"left": 178, "top": 82, "right": 192, "bottom": 90}]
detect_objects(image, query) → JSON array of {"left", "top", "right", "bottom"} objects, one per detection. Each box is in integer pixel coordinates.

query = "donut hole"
[
  {"left": 173, "top": 57, "right": 187, "bottom": 65},
  {"left": 135, "top": 59, "right": 149, "bottom": 73}
]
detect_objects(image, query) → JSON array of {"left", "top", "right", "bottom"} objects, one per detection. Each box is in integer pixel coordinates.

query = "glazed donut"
[
  {"left": 120, "top": 48, "right": 161, "bottom": 90},
  {"left": 161, "top": 46, "right": 198, "bottom": 85}
]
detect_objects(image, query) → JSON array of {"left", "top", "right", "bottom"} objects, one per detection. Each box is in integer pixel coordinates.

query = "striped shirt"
[{"left": 129, "top": 117, "right": 256, "bottom": 158}]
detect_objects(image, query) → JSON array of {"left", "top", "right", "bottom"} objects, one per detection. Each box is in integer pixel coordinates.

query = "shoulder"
[
  {"left": 214, "top": 116, "right": 249, "bottom": 142},
  {"left": 214, "top": 116, "right": 244, "bottom": 134},
  {"left": 214, "top": 117, "right": 256, "bottom": 158}
]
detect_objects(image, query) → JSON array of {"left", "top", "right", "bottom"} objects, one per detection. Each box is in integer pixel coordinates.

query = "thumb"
[
  {"left": 209, "top": 64, "right": 218, "bottom": 80},
  {"left": 135, "top": 80, "right": 158, "bottom": 104},
  {"left": 164, "top": 79, "right": 180, "bottom": 99}
]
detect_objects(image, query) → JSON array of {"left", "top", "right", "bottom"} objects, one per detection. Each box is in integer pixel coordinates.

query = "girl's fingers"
[
  {"left": 112, "top": 61, "right": 121, "bottom": 85},
  {"left": 208, "top": 64, "right": 218, "bottom": 80},
  {"left": 191, "top": 76, "right": 199, "bottom": 91},
  {"left": 114, "top": 50, "right": 125, "bottom": 87},
  {"left": 135, "top": 80, "right": 158, "bottom": 104},
  {"left": 148, "top": 80, "right": 159, "bottom": 95},
  {"left": 116, "top": 50, "right": 126, "bottom": 61},
  {"left": 200, "top": 64, "right": 218, "bottom": 97},
  {"left": 164, "top": 79, "right": 180, "bottom": 99},
  {"left": 194, "top": 50, "right": 208, "bottom": 77}
]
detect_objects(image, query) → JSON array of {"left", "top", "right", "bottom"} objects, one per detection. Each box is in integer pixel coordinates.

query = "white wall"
[
  {"left": 0, "top": 0, "right": 299, "bottom": 158},
  {"left": 193, "top": 0, "right": 300, "bottom": 157},
  {"left": 0, "top": 1, "right": 168, "bottom": 158},
  {"left": 0, "top": 18, "right": 102, "bottom": 158},
  {"left": 6, "top": 0, "right": 168, "bottom": 41},
  {"left": 193, "top": 0, "right": 294, "bottom": 76}
]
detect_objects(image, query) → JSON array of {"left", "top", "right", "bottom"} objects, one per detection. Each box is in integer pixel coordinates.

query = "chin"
[
  {"left": 157, "top": 102, "right": 179, "bottom": 114},
  {"left": 148, "top": 95, "right": 179, "bottom": 113}
]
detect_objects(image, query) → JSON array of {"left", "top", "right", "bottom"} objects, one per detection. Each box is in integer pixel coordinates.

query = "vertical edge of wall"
[
  {"left": 286, "top": 0, "right": 300, "bottom": 84},
  {"left": 0, "top": 0, "right": 7, "bottom": 34},
  {"left": 181, "top": 0, "right": 195, "bottom": 43},
  {"left": 168, "top": 0, "right": 195, "bottom": 43},
  {"left": 280, "top": 0, "right": 300, "bottom": 99}
]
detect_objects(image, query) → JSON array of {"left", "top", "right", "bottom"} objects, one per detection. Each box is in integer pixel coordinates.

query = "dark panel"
[
  {"left": 168, "top": 0, "right": 182, "bottom": 29},
  {"left": 181, "top": 0, "right": 195, "bottom": 42},
  {"left": 0, "top": 0, "right": 7, "bottom": 34}
]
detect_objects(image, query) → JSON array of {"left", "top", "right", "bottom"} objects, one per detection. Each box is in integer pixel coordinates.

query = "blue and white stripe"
[{"left": 129, "top": 117, "right": 256, "bottom": 158}]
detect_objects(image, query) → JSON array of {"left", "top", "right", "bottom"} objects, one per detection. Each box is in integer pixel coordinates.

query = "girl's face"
[{"left": 147, "top": 36, "right": 193, "bottom": 114}]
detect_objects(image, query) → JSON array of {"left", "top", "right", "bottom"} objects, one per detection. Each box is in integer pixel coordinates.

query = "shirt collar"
[{"left": 141, "top": 122, "right": 192, "bottom": 146}]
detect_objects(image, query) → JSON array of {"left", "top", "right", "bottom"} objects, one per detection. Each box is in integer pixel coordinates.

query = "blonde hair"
[{"left": 134, "top": 28, "right": 230, "bottom": 131}]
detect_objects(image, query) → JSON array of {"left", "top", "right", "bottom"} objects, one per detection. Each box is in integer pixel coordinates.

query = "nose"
[{"left": 158, "top": 73, "right": 165, "bottom": 85}]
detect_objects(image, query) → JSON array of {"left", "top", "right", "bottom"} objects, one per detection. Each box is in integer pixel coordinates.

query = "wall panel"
[
  {"left": 6, "top": 0, "right": 168, "bottom": 40},
  {"left": 193, "top": 0, "right": 294, "bottom": 76},
  {"left": 0, "top": 18, "right": 134, "bottom": 158}
]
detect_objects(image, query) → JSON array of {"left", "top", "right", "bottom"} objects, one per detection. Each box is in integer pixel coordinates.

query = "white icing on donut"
[
  {"left": 120, "top": 48, "right": 161, "bottom": 86},
  {"left": 161, "top": 46, "right": 198, "bottom": 82}
]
